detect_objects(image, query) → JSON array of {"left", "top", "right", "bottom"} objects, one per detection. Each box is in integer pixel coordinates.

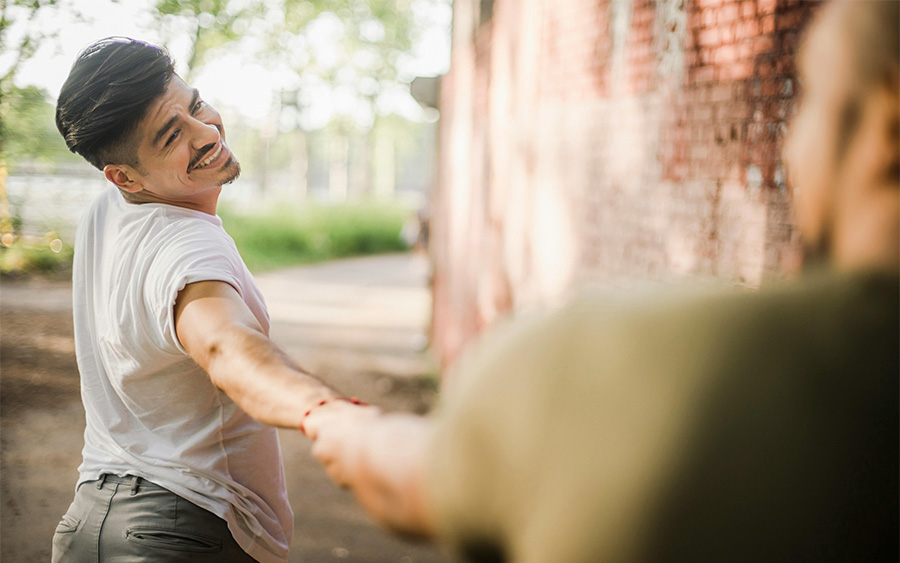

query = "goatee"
[{"left": 220, "top": 156, "right": 241, "bottom": 186}]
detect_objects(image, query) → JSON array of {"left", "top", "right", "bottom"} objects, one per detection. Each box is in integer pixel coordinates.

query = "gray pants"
[{"left": 51, "top": 474, "right": 259, "bottom": 562}]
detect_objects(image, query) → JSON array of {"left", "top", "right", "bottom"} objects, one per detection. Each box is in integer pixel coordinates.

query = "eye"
[
  {"left": 165, "top": 129, "right": 181, "bottom": 146},
  {"left": 191, "top": 99, "right": 205, "bottom": 114}
]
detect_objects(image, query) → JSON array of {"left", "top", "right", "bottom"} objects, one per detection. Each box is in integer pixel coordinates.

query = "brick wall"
[{"left": 430, "top": 0, "right": 819, "bottom": 368}]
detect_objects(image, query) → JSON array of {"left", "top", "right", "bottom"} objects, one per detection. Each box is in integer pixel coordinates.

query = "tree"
[
  {"left": 152, "top": 0, "right": 423, "bottom": 116},
  {"left": 1, "top": 0, "right": 60, "bottom": 93},
  {"left": 151, "top": 0, "right": 443, "bottom": 198},
  {"left": 2, "top": 85, "right": 80, "bottom": 167},
  {"left": 0, "top": 0, "right": 78, "bottom": 240},
  {"left": 153, "top": 0, "right": 266, "bottom": 82}
]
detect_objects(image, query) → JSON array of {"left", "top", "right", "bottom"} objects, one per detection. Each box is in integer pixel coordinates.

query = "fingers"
[
  {"left": 303, "top": 401, "right": 381, "bottom": 441},
  {"left": 310, "top": 406, "right": 382, "bottom": 489},
  {"left": 313, "top": 445, "right": 353, "bottom": 489}
]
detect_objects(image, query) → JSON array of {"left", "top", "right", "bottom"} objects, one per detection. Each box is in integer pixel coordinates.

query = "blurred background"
[
  {"left": 1, "top": 0, "right": 450, "bottom": 276},
  {"left": 1, "top": 0, "right": 820, "bottom": 561}
]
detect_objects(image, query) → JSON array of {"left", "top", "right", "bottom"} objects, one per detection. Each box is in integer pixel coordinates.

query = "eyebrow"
[{"left": 152, "top": 89, "right": 200, "bottom": 149}]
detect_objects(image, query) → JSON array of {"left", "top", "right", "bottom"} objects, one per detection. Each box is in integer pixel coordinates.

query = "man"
[
  {"left": 309, "top": 2, "right": 899, "bottom": 561},
  {"left": 53, "top": 38, "right": 364, "bottom": 562}
]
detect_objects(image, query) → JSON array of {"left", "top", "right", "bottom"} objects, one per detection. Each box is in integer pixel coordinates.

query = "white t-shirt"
[{"left": 72, "top": 186, "right": 293, "bottom": 563}]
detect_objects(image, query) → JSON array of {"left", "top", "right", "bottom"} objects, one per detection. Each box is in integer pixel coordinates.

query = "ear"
[
  {"left": 867, "top": 69, "right": 899, "bottom": 185},
  {"left": 841, "top": 72, "right": 900, "bottom": 193},
  {"left": 879, "top": 69, "right": 900, "bottom": 184},
  {"left": 103, "top": 164, "right": 145, "bottom": 193}
]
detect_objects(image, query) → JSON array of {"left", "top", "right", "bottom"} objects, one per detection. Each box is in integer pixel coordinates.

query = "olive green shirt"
[{"left": 429, "top": 270, "right": 898, "bottom": 562}]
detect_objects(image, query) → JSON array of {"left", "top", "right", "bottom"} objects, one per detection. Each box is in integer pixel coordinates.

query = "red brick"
[
  {"left": 781, "top": 31, "right": 800, "bottom": 50},
  {"left": 735, "top": 19, "right": 759, "bottom": 40},
  {"left": 693, "top": 104, "right": 714, "bottom": 122},
  {"left": 711, "top": 84, "right": 732, "bottom": 102},
  {"left": 699, "top": 28, "right": 719, "bottom": 46},
  {"left": 689, "top": 12, "right": 703, "bottom": 30},
  {"left": 685, "top": 31, "right": 696, "bottom": 49},
  {"left": 432, "top": 0, "right": 815, "bottom": 364},
  {"left": 720, "top": 24, "right": 736, "bottom": 44},
  {"left": 776, "top": 58, "right": 795, "bottom": 76},
  {"left": 691, "top": 85, "right": 710, "bottom": 104},
  {"left": 716, "top": 65, "right": 734, "bottom": 81},
  {"left": 691, "top": 145, "right": 710, "bottom": 160},
  {"left": 776, "top": 8, "right": 805, "bottom": 30},
  {"left": 723, "top": 101, "right": 753, "bottom": 120},
  {"left": 719, "top": 3, "right": 740, "bottom": 24},
  {"left": 686, "top": 50, "right": 700, "bottom": 66},
  {"left": 758, "top": 0, "right": 776, "bottom": 15},
  {"left": 741, "top": 1, "right": 756, "bottom": 18},
  {"left": 730, "top": 60, "right": 754, "bottom": 79},
  {"left": 754, "top": 35, "right": 775, "bottom": 55},
  {"left": 715, "top": 44, "right": 738, "bottom": 64}
]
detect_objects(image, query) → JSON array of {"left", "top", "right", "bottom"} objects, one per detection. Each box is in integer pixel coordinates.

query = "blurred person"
[
  {"left": 52, "top": 38, "right": 366, "bottom": 563},
  {"left": 307, "top": 2, "right": 899, "bottom": 561}
]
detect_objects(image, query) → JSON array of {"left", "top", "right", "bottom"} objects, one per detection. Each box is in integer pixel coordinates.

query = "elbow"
[{"left": 206, "top": 341, "right": 221, "bottom": 362}]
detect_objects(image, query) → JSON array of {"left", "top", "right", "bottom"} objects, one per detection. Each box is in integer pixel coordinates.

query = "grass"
[
  {"left": 0, "top": 202, "right": 411, "bottom": 278},
  {"left": 219, "top": 201, "right": 412, "bottom": 272},
  {"left": 0, "top": 238, "right": 74, "bottom": 279}
]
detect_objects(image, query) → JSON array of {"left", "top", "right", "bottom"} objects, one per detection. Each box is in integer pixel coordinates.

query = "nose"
[{"left": 189, "top": 118, "right": 220, "bottom": 150}]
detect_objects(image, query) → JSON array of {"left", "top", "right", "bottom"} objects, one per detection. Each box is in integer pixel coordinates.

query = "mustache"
[{"left": 188, "top": 142, "right": 218, "bottom": 172}]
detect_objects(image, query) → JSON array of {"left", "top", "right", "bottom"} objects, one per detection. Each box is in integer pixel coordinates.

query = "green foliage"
[
  {"left": 153, "top": 0, "right": 265, "bottom": 80},
  {"left": 0, "top": 85, "right": 79, "bottom": 167},
  {"left": 0, "top": 0, "right": 62, "bottom": 87},
  {"left": 153, "top": 0, "right": 431, "bottom": 125},
  {"left": 0, "top": 0, "right": 78, "bottom": 169},
  {"left": 0, "top": 238, "right": 74, "bottom": 278},
  {"left": 0, "top": 202, "right": 411, "bottom": 276},
  {"left": 219, "top": 202, "right": 410, "bottom": 271}
]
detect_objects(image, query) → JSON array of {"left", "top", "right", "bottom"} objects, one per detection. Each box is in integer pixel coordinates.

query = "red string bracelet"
[{"left": 299, "top": 397, "right": 368, "bottom": 436}]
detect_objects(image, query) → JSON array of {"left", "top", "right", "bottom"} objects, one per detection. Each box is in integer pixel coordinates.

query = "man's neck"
[{"left": 119, "top": 187, "right": 221, "bottom": 216}]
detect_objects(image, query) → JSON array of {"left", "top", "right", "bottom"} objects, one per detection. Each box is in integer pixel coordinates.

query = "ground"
[{"left": 0, "top": 253, "right": 449, "bottom": 563}]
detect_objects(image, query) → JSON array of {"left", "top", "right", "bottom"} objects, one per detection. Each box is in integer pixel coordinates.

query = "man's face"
[
  {"left": 784, "top": 12, "right": 852, "bottom": 262},
  {"left": 131, "top": 75, "right": 240, "bottom": 205}
]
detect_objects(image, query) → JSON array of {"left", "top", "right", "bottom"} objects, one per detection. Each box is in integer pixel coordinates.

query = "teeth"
[{"left": 195, "top": 144, "right": 223, "bottom": 170}]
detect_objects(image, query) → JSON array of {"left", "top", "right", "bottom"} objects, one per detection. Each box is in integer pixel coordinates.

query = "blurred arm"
[{"left": 174, "top": 280, "right": 344, "bottom": 428}]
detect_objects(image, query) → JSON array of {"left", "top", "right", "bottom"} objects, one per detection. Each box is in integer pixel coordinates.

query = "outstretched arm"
[
  {"left": 307, "top": 407, "right": 439, "bottom": 539},
  {"left": 175, "top": 280, "right": 436, "bottom": 533},
  {"left": 174, "top": 280, "right": 358, "bottom": 428}
]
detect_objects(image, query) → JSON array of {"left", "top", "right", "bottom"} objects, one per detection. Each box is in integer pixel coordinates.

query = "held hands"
[{"left": 302, "top": 399, "right": 437, "bottom": 538}]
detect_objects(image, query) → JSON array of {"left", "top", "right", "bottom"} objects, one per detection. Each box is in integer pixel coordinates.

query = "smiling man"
[{"left": 52, "top": 38, "right": 364, "bottom": 563}]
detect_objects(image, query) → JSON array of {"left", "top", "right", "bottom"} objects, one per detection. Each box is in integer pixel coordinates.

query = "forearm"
[{"left": 203, "top": 322, "right": 341, "bottom": 428}]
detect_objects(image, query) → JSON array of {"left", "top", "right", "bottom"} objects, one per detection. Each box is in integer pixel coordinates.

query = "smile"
[{"left": 192, "top": 143, "right": 224, "bottom": 171}]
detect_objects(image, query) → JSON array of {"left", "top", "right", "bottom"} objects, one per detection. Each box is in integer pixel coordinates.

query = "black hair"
[{"left": 55, "top": 37, "right": 175, "bottom": 171}]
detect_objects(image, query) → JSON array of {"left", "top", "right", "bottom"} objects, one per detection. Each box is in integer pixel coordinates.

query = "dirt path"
[{"left": 0, "top": 254, "right": 448, "bottom": 563}]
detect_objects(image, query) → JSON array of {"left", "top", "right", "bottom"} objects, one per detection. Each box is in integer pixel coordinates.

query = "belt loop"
[
  {"left": 130, "top": 475, "right": 140, "bottom": 496},
  {"left": 96, "top": 474, "right": 107, "bottom": 489}
]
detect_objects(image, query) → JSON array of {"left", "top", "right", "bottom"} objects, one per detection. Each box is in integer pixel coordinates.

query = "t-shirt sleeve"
[{"left": 144, "top": 221, "right": 245, "bottom": 355}]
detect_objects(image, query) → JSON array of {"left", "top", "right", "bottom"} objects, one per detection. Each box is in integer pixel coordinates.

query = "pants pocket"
[
  {"left": 51, "top": 503, "right": 85, "bottom": 562},
  {"left": 55, "top": 512, "right": 81, "bottom": 534},
  {"left": 125, "top": 527, "right": 223, "bottom": 553}
]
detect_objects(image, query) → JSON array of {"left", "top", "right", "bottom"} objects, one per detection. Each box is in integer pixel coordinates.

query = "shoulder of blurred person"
[
  {"left": 427, "top": 1, "right": 899, "bottom": 559},
  {"left": 427, "top": 268, "right": 898, "bottom": 562}
]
